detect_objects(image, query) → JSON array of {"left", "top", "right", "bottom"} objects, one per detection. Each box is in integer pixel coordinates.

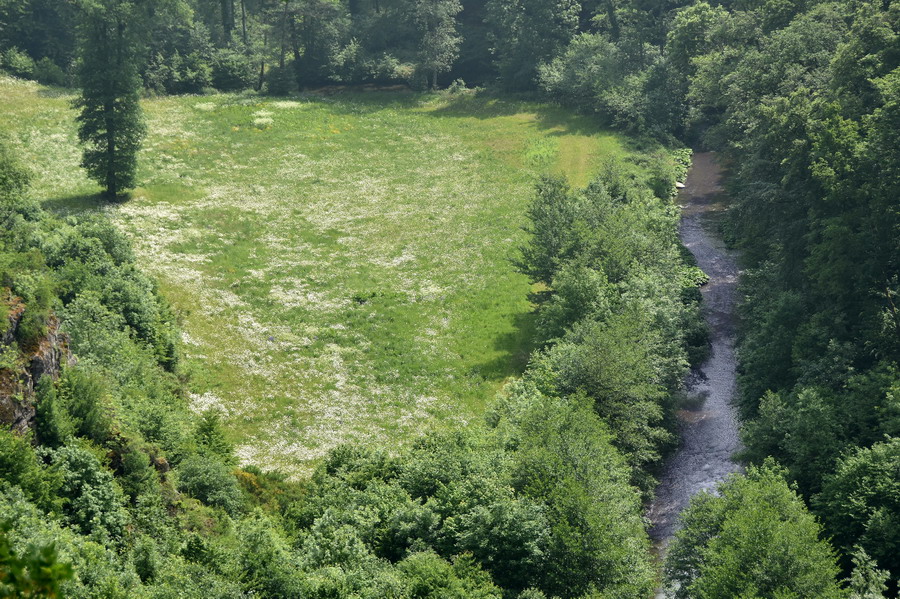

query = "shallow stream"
[{"left": 647, "top": 152, "right": 743, "bottom": 565}]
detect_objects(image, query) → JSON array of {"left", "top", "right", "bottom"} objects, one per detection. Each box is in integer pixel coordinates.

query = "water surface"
[{"left": 648, "top": 152, "right": 743, "bottom": 555}]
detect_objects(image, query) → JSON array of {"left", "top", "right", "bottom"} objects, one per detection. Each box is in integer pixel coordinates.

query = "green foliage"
[
  {"left": 515, "top": 163, "right": 701, "bottom": 492},
  {"left": 285, "top": 386, "right": 655, "bottom": 599},
  {"left": 0, "top": 47, "right": 35, "bottom": 79},
  {"left": 51, "top": 444, "right": 128, "bottom": 543},
  {"left": 0, "top": 429, "right": 60, "bottom": 514},
  {"left": 0, "top": 140, "right": 30, "bottom": 203},
  {"left": 176, "top": 455, "right": 244, "bottom": 516},
  {"left": 55, "top": 368, "right": 117, "bottom": 447},
  {"left": 671, "top": 0, "right": 900, "bottom": 584},
  {"left": 665, "top": 463, "right": 846, "bottom": 599},
  {"left": 413, "top": 0, "right": 462, "bottom": 89},
  {"left": 536, "top": 260, "right": 612, "bottom": 345},
  {"left": 264, "top": 62, "right": 295, "bottom": 96},
  {"left": 145, "top": 50, "right": 212, "bottom": 95},
  {"left": 193, "top": 410, "right": 233, "bottom": 463},
  {"left": 210, "top": 46, "right": 255, "bottom": 91},
  {"left": 398, "top": 551, "right": 501, "bottom": 599},
  {"left": 485, "top": 0, "right": 579, "bottom": 90},
  {"left": 0, "top": 521, "right": 73, "bottom": 598},
  {"left": 815, "top": 439, "right": 900, "bottom": 582},
  {"left": 492, "top": 384, "right": 655, "bottom": 597},
  {"left": 516, "top": 175, "right": 579, "bottom": 286},
  {"left": 73, "top": 0, "right": 146, "bottom": 198},
  {"left": 117, "top": 444, "right": 157, "bottom": 502},
  {"left": 34, "top": 378, "right": 74, "bottom": 449},
  {"left": 32, "top": 58, "right": 67, "bottom": 87},
  {"left": 846, "top": 547, "right": 889, "bottom": 599},
  {"left": 234, "top": 511, "right": 304, "bottom": 597}
]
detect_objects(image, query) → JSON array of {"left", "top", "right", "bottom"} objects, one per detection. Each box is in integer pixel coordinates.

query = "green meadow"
[{"left": 1, "top": 77, "right": 648, "bottom": 474}]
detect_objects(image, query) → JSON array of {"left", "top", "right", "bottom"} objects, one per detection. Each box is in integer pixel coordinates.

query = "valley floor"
[{"left": 1, "top": 78, "right": 652, "bottom": 473}]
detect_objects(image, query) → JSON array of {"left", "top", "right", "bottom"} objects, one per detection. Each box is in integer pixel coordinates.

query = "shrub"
[
  {"left": 264, "top": 63, "right": 294, "bottom": 96},
  {"left": 398, "top": 551, "right": 502, "bottom": 599},
  {"left": 0, "top": 428, "right": 61, "bottom": 512},
  {"left": 1, "top": 47, "right": 35, "bottom": 79},
  {"left": 177, "top": 455, "right": 244, "bottom": 516},
  {"left": 33, "top": 58, "right": 67, "bottom": 87},
  {"left": 210, "top": 47, "right": 255, "bottom": 91},
  {"left": 52, "top": 444, "right": 128, "bottom": 542},
  {"left": 34, "top": 376, "right": 76, "bottom": 448},
  {"left": 56, "top": 368, "right": 117, "bottom": 446},
  {"left": 193, "top": 410, "right": 233, "bottom": 462},
  {"left": 0, "top": 520, "right": 73, "bottom": 596},
  {"left": 0, "top": 140, "right": 31, "bottom": 201}
]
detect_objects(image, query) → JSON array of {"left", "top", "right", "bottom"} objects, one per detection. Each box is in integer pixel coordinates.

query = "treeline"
[
  {"left": 514, "top": 155, "right": 706, "bottom": 494},
  {"left": 2, "top": 0, "right": 487, "bottom": 92},
  {"left": 644, "top": 0, "right": 900, "bottom": 594},
  {"left": 0, "top": 0, "right": 731, "bottom": 103}
]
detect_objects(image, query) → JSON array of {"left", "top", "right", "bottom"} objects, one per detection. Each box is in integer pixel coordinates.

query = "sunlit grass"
[{"left": 1, "top": 77, "right": 652, "bottom": 475}]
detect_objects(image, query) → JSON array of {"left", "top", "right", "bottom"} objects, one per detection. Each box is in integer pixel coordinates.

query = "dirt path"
[{"left": 648, "top": 152, "right": 743, "bottom": 560}]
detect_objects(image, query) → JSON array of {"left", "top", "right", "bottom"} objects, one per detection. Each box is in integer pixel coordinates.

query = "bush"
[
  {"left": 34, "top": 376, "right": 75, "bottom": 448},
  {"left": 146, "top": 51, "right": 212, "bottom": 95},
  {"left": 264, "top": 63, "right": 294, "bottom": 96},
  {"left": 1, "top": 47, "right": 35, "bottom": 79},
  {"left": 210, "top": 47, "right": 255, "bottom": 91},
  {"left": 0, "top": 140, "right": 31, "bottom": 201},
  {"left": 398, "top": 551, "right": 502, "bottom": 599},
  {"left": 176, "top": 455, "right": 244, "bottom": 516},
  {"left": 33, "top": 58, "right": 67, "bottom": 87},
  {"left": 52, "top": 444, "right": 128, "bottom": 542},
  {"left": 0, "top": 520, "right": 73, "bottom": 596},
  {"left": 14, "top": 283, "right": 53, "bottom": 350},
  {"left": 0, "top": 428, "right": 60, "bottom": 512},
  {"left": 56, "top": 368, "right": 117, "bottom": 446}
]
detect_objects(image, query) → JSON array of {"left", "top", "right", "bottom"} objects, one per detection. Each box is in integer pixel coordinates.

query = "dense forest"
[{"left": 1, "top": 0, "right": 899, "bottom": 597}]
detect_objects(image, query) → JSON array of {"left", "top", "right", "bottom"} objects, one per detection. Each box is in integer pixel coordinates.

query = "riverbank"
[{"left": 648, "top": 151, "right": 743, "bottom": 552}]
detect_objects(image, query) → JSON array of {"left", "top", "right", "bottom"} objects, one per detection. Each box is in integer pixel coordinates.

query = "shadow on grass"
[
  {"left": 473, "top": 307, "right": 540, "bottom": 382},
  {"left": 269, "top": 88, "right": 658, "bottom": 157},
  {"left": 37, "top": 86, "right": 75, "bottom": 99},
  {"left": 41, "top": 191, "right": 123, "bottom": 215}
]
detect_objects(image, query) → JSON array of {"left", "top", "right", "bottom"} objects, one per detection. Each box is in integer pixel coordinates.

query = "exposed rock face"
[{"left": 0, "top": 292, "right": 74, "bottom": 434}]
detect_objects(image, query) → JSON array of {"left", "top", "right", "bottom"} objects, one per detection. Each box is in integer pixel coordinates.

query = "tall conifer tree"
[{"left": 74, "top": 0, "right": 145, "bottom": 199}]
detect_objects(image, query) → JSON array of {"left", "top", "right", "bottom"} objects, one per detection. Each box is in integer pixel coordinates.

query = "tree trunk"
[
  {"left": 604, "top": 0, "right": 619, "bottom": 41},
  {"left": 240, "top": 0, "right": 247, "bottom": 45},
  {"left": 279, "top": 2, "right": 289, "bottom": 68},
  {"left": 257, "top": 31, "right": 267, "bottom": 91},
  {"left": 289, "top": 15, "right": 302, "bottom": 89},
  {"left": 221, "top": 0, "right": 234, "bottom": 42}
]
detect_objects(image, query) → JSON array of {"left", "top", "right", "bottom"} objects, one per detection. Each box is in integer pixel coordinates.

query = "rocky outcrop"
[{"left": 0, "top": 291, "right": 74, "bottom": 434}]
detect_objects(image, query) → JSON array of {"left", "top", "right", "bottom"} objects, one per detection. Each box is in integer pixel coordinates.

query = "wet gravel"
[{"left": 647, "top": 152, "right": 743, "bottom": 550}]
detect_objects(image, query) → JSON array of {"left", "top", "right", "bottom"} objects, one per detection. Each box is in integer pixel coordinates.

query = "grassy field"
[{"left": 1, "top": 77, "right": 648, "bottom": 474}]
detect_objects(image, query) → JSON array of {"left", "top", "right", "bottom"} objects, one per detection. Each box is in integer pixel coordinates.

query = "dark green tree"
[
  {"left": 73, "top": 0, "right": 146, "bottom": 199},
  {"left": 665, "top": 463, "right": 846, "bottom": 599},
  {"left": 486, "top": 0, "right": 579, "bottom": 90},
  {"left": 815, "top": 438, "right": 900, "bottom": 587},
  {"left": 414, "top": 0, "right": 462, "bottom": 89}
]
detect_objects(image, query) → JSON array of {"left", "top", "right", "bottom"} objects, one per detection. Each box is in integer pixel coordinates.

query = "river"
[{"left": 647, "top": 152, "right": 743, "bottom": 573}]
